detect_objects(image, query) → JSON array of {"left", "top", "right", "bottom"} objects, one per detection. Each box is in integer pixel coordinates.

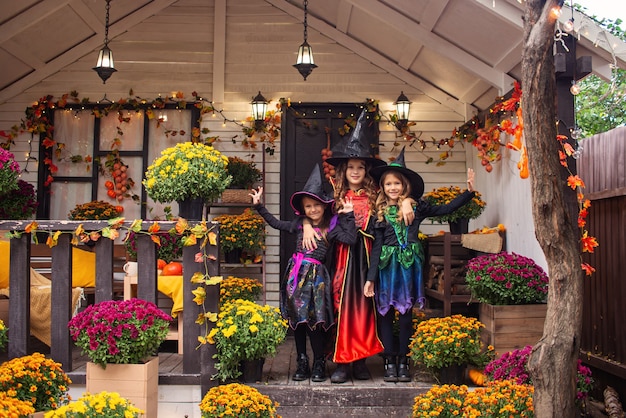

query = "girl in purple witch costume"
[
  {"left": 364, "top": 147, "right": 477, "bottom": 383},
  {"left": 250, "top": 164, "right": 356, "bottom": 382}
]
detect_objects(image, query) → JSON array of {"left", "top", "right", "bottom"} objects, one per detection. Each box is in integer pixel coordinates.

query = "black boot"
[
  {"left": 384, "top": 356, "right": 398, "bottom": 382},
  {"left": 330, "top": 363, "right": 350, "bottom": 384},
  {"left": 352, "top": 358, "right": 371, "bottom": 380},
  {"left": 311, "top": 356, "right": 327, "bottom": 382},
  {"left": 292, "top": 353, "right": 310, "bottom": 381},
  {"left": 397, "top": 356, "right": 411, "bottom": 382}
]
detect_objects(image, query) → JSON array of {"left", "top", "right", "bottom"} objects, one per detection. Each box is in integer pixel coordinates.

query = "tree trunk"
[{"left": 521, "top": 1, "right": 584, "bottom": 417}]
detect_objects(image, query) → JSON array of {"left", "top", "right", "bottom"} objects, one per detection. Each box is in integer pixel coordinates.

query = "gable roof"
[{"left": 0, "top": 0, "right": 624, "bottom": 116}]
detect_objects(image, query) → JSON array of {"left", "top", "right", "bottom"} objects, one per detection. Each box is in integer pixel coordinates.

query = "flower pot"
[
  {"left": 86, "top": 357, "right": 159, "bottom": 417},
  {"left": 221, "top": 188, "right": 252, "bottom": 204},
  {"left": 239, "top": 358, "right": 265, "bottom": 383},
  {"left": 224, "top": 248, "right": 243, "bottom": 264},
  {"left": 449, "top": 218, "right": 469, "bottom": 234},
  {"left": 177, "top": 197, "right": 205, "bottom": 220},
  {"left": 479, "top": 303, "right": 547, "bottom": 356},
  {"left": 437, "top": 363, "right": 466, "bottom": 385},
  {"left": 29, "top": 412, "right": 48, "bottom": 418}
]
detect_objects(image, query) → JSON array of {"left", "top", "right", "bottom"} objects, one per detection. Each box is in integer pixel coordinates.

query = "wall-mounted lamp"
[
  {"left": 251, "top": 91, "right": 268, "bottom": 126},
  {"left": 570, "top": 80, "right": 581, "bottom": 95},
  {"left": 93, "top": 0, "right": 116, "bottom": 84},
  {"left": 394, "top": 91, "right": 411, "bottom": 129},
  {"left": 293, "top": 0, "right": 317, "bottom": 81}
]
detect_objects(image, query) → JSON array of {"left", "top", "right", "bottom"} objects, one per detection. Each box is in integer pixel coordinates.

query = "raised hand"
[
  {"left": 338, "top": 196, "right": 354, "bottom": 213},
  {"left": 249, "top": 187, "right": 263, "bottom": 205},
  {"left": 466, "top": 168, "right": 475, "bottom": 192}
]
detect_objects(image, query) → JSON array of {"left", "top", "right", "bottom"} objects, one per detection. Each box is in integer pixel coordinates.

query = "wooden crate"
[
  {"left": 86, "top": 357, "right": 159, "bottom": 417},
  {"left": 479, "top": 303, "right": 547, "bottom": 356}
]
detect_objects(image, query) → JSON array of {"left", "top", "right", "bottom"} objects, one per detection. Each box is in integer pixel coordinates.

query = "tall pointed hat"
[
  {"left": 325, "top": 110, "right": 386, "bottom": 168},
  {"left": 290, "top": 163, "right": 334, "bottom": 215},
  {"left": 371, "top": 146, "right": 424, "bottom": 199}
]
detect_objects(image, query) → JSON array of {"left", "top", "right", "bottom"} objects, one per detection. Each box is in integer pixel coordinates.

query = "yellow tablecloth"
[{"left": 156, "top": 275, "right": 184, "bottom": 318}]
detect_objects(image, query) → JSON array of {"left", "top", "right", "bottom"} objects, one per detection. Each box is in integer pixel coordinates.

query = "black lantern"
[
  {"left": 93, "top": 0, "right": 117, "bottom": 84},
  {"left": 251, "top": 91, "right": 268, "bottom": 126},
  {"left": 293, "top": 0, "right": 317, "bottom": 80},
  {"left": 394, "top": 91, "right": 411, "bottom": 128}
]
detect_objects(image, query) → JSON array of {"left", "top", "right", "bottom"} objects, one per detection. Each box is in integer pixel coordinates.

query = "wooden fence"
[
  {"left": 0, "top": 219, "right": 220, "bottom": 394},
  {"left": 578, "top": 126, "right": 626, "bottom": 396}
]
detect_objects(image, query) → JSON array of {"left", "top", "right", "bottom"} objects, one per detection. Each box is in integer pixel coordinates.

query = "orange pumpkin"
[
  {"left": 157, "top": 259, "right": 167, "bottom": 270},
  {"left": 161, "top": 261, "right": 183, "bottom": 276}
]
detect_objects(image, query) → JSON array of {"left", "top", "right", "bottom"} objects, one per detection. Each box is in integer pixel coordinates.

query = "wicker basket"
[{"left": 221, "top": 188, "right": 252, "bottom": 204}]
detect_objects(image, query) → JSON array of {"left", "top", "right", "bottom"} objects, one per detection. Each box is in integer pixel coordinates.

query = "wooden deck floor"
[{"left": 2, "top": 332, "right": 439, "bottom": 388}]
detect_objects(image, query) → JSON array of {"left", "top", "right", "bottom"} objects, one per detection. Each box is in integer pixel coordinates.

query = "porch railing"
[{"left": 0, "top": 219, "right": 220, "bottom": 393}]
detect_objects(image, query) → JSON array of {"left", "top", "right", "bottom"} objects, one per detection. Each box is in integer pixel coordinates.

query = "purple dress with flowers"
[{"left": 254, "top": 205, "right": 356, "bottom": 330}]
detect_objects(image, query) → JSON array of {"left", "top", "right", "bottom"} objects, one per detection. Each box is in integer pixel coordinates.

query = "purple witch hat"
[
  {"left": 325, "top": 110, "right": 386, "bottom": 168},
  {"left": 290, "top": 163, "right": 334, "bottom": 215}
]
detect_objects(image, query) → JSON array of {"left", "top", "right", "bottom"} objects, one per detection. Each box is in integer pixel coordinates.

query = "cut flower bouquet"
[
  {"left": 143, "top": 142, "right": 231, "bottom": 203},
  {"left": 423, "top": 185, "right": 485, "bottom": 222},
  {"left": 208, "top": 299, "right": 288, "bottom": 381},
  {"left": 465, "top": 251, "right": 549, "bottom": 305},
  {"left": 68, "top": 298, "right": 172, "bottom": 367},
  {"left": 409, "top": 314, "right": 494, "bottom": 371}
]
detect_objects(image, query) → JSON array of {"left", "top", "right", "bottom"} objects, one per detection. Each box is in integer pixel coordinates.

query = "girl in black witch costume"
[
  {"left": 250, "top": 164, "right": 357, "bottom": 382},
  {"left": 364, "top": 147, "right": 477, "bottom": 383}
]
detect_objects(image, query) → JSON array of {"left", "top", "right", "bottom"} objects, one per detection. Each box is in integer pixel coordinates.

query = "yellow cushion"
[
  {"left": 71, "top": 247, "right": 96, "bottom": 288},
  {"left": 0, "top": 241, "right": 9, "bottom": 289},
  {"left": 0, "top": 241, "right": 96, "bottom": 288}
]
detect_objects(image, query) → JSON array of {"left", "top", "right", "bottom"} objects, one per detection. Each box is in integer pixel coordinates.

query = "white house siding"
[{"left": 0, "top": 0, "right": 547, "bottom": 305}]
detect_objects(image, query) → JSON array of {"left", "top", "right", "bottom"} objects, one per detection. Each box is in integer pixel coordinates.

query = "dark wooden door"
[{"left": 279, "top": 103, "right": 379, "bottom": 275}]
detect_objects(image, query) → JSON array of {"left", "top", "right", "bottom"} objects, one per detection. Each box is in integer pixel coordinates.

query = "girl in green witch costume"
[{"left": 365, "top": 147, "right": 477, "bottom": 382}]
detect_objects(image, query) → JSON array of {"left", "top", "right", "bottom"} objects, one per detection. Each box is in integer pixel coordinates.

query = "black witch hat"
[
  {"left": 290, "top": 163, "right": 334, "bottom": 215},
  {"left": 370, "top": 146, "right": 425, "bottom": 199},
  {"left": 325, "top": 110, "right": 386, "bottom": 168}
]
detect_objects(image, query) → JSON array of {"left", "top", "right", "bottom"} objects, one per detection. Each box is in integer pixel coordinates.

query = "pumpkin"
[
  {"left": 157, "top": 259, "right": 167, "bottom": 270},
  {"left": 468, "top": 368, "right": 487, "bottom": 386},
  {"left": 161, "top": 261, "right": 183, "bottom": 276}
]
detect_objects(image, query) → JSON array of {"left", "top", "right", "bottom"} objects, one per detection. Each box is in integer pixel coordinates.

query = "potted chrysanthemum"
[
  {"left": 143, "top": 142, "right": 231, "bottom": 219},
  {"left": 219, "top": 276, "right": 263, "bottom": 304},
  {"left": 208, "top": 299, "right": 288, "bottom": 382},
  {"left": 68, "top": 298, "right": 172, "bottom": 417},
  {"left": 46, "top": 391, "right": 144, "bottom": 418},
  {"left": 0, "top": 179, "right": 38, "bottom": 219},
  {"left": 423, "top": 185, "right": 486, "bottom": 233},
  {"left": 484, "top": 345, "right": 594, "bottom": 407},
  {"left": 0, "top": 352, "right": 71, "bottom": 413},
  {"left": 0, "top": 148, "right": 20, "bottom": 196},
  {"left": 408, "top": 314, "right": 495, "bottom": 384},
  {"left": 199, "top": 383, "right": 280, "bottom": 418},
  {"left": 465, "top": 251, "right": 549, "bottom": 355},
  {"left": 412, "top": 380, "right": 535, "bottom": 417},
  {"left": 213, "top": 209, "right": 265, "bottom": 263}
]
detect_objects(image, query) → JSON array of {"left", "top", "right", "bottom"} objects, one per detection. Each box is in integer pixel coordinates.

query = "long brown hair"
[
  {"left": 332, "top": 159, "right": 378, "bottom": 212},
  {"left": 375, "top": 171, "right": 411, "bottom": 222}
]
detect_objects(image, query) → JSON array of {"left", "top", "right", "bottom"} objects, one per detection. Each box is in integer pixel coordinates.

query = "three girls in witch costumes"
[
  {"left": 364, "top": 147, "right": 478, "bottom": 382},
  {"left": 303, "top": 111, "right": 415, "bottom": 384},
  {"left": 250, "top": 164, "right": 357, "bottom": 382}
]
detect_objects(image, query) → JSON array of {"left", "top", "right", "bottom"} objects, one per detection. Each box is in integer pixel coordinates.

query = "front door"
[{"left": 279, "top": 103, "right": 380, "bottom": 274}]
